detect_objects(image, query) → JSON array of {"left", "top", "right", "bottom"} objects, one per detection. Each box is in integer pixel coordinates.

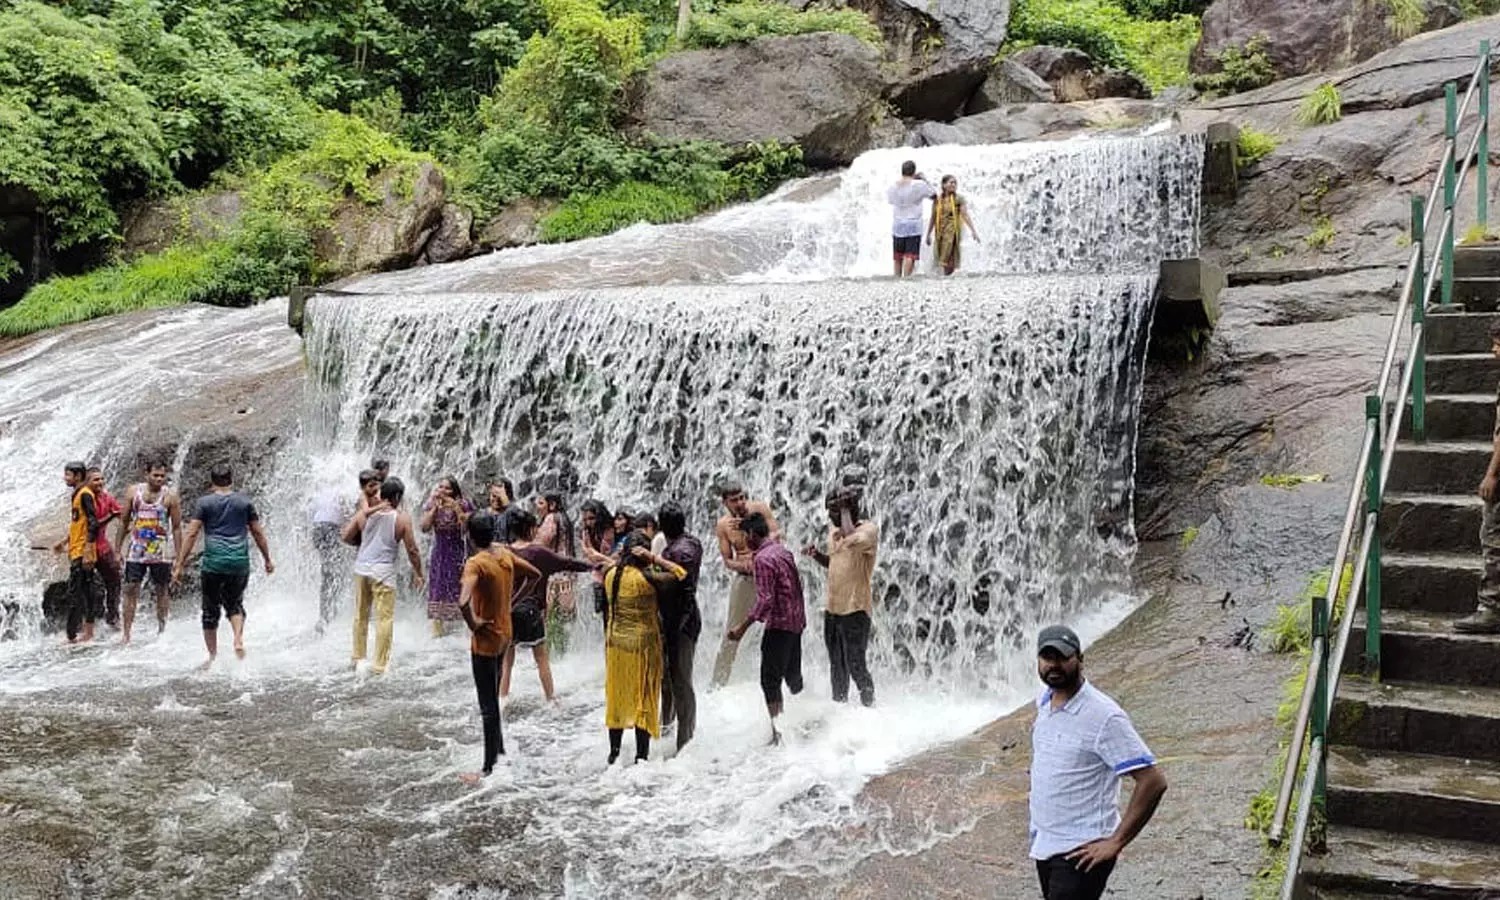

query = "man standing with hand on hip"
[
  {"left": 887, "top": 160, "right": 936, "bottom": 278},
  {"left": 1029, "top": 625, "right": 1167, "bottom": 900}
]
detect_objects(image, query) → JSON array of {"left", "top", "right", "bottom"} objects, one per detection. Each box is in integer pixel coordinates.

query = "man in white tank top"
[
  {"left": 342, "top": 476, "right": 424, "bottom": 674},
  {"left": 116, "top": 461, "right": 183, "bottom": 645}
]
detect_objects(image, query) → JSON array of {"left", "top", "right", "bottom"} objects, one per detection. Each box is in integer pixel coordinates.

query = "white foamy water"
[{"left": 0, "top": 132, "right": 1202, "bottom": 897}]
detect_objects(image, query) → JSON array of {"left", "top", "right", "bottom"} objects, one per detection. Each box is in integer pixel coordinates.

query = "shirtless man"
[
  {"left": 710, "top": 481, "right": 780, "bottom": 687},
  {"left": 116, "top": 461, "right": 183, "bottom": 644}
]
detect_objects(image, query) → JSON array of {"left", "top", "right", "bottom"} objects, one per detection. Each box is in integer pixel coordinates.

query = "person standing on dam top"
[
  {"left": 887, "top": 160, "right": 937, "bottom": 278},
  {"left": 1029, "top": 625, "right": 1167, "bottom": 900},
  {"left": 711, "top": 482, "right": 781, "bottom": 687},
  {"left": 1456, "top": 319, "right": 1500, "bottom": 633}
]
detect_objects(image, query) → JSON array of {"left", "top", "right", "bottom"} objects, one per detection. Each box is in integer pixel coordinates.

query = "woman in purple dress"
[{"left": 420, "top": 476, "right": 473, "bottom": 636}]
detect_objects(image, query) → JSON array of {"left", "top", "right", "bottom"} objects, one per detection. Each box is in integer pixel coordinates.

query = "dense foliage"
[
  {"left": 1192, "top": 35, "right": 1275, "bottom": 97},
  {"left": 1005, "top": 0, "right": 1202, "bottom": 91},
  {"left": 681, "top": 0, "right": 881, "bottom": 49}
]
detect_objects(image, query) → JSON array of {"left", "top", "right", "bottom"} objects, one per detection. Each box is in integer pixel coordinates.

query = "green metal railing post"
[
  {"left": 1481, "top": 40, "right": 1491, "bottom": 231},
  {"left": 1444, "top": 81, "right": 1458, "bottom": 306},
  {"left": 1365, "top": 394, "right": 1383, "bottom": 676},
  {"left": 1412, "top": 195, "right": 1428, "bottom": 442}
]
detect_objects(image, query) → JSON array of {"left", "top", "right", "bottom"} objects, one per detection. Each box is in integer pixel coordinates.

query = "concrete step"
[
  {"left": 1426, "top": 352, "right": 1498, "bottom": 394},
  {"left": 1455, "top": 245, "right": 1500, "bottom": 277},
  {"left": 1381, "top": 493, "right": 1481, "bottom": 553},
  {"left": 1383, "top": 552, "right": 1480, "bottom": 614},
  {"left": 1301, "top": 824, "right": 1500, "bottom": 898},
  {"left": 1331, "top": 679, "right": 1500, "bottom": 762},
  {"left": 1350, "top": 608, "right": 1500, "bottom": 687},
  {"left": 1386, "top": 441, "right": 1490, "bottom": 494},
  {"left": 1327, "top": 746, "right": 1500, "bottom": 844},
  {"left": 1426, "top": 311, "right": 1500, "bottom": 354},
  {"left": 1397, "top": 393, "right": 1494, "bottom": 442},
  {"left": 1453, "top": 278, "right": 1500, "bottom": 311}
]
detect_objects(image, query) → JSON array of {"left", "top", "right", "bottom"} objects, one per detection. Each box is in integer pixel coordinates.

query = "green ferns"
[
  {"left": 1386, "top": 0, "right": 1426, "bottom": 39},
  {"left": 1237, "top": 127, "right": 1280, "bottom": 165},
  {"left": 682, "top": 1, "right": 882, "bottom": 49},
  {"left": 1297, "top": 82, "right": 1343, "bottom": 125},
  {"left": 1004, "top": 0, "right": 1202, "bottom": 91}
]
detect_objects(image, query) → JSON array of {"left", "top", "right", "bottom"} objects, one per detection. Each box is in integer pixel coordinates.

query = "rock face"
[
  {"left": 840, "top": 0, "right": 1012, "bottom": 120},
  {"left": 964, "top": 57, "right": 1056, "bottom": 113},
  {"left": 476, "top": 198, "right": 557, "bottom": 250},
  {"left": 119, "top": 191, "right": 245, "bottom": 260},
  {"left": 417, "top": 203, "right": 474, "bottom": 265},
  {"left": 909, "top": 97, "right": 1172, "bottom": 146},
  {"left": 1011, "top": 45, "right": 1151, "bottom": 101},
  {"left": 314, "top": 161, "right": 447, "bottom": 277},
  {"left": 631, "top": 33, "right": 887, "bottom": 167},
  {"left": 1192, "top": 0, "right": 1462, "bottom": 80}
]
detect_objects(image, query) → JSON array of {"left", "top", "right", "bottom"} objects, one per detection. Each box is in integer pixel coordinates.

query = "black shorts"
[
  {"left": 124, "top": 561, "right": 171, "bottom": 589},
  {"left": 892, "top": 235, "right": 921, "bottom": 259},
  {"left": 759, "top": 628, "right": 804, "bottom": 705},
  {"left": 511, "top": 600, "right": 546, "bottom": 647},
  {"left": 201, "top": 571, "right": 249, "bottom": 629}
]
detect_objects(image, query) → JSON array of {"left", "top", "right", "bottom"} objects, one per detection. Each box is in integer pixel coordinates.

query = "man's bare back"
[{"left": 717, "top": 501, "right": 778, "bottom": 575}]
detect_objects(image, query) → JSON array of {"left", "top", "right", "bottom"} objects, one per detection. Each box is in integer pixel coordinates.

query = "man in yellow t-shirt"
[{"left": 52, "top": 461, "right": 101, "bottom": 644}]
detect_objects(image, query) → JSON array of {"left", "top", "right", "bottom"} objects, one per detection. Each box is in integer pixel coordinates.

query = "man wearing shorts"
[
  {"left": 887, "top": 160, "right": 936, "bottom": 277},
  {"left": 117, "top": 461, "right": 182, "bottom": 644},
  {"left": 725, "top": 511, "right": 806, "bottom": 746},
  {"left": 172, "top": 465, "right": 274, "bottom": 666}
]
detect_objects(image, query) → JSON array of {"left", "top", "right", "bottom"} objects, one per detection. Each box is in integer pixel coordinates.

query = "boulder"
[
  {"left": 418, "top": 203, "right": 475, "bottom": 265},
  {"left": 909, "top": 98, "right": 1172, "bottom": 146},
  {"left": 965, "top": 58, "right": 1055, "bottom": 114},
  {"left": 1192, "top": 0, "right": 1463, "bottom": 80},
  {"left": 1011, "top": 45, "right": 1151, "bottom": 101},
  {"left": 119, "top": 191, "right": 244, "bottom": 260},
  {"left": 631, "top": 33, "right": 887, "bottom": 167},
  {"left": 840, "top": 0, "right": 1011, "bottom": 120},
  {"left": 313, "top": 161, "right": 447, "bottom": 277},
  {"left": 477, "top": 198, "right": 558, "bottom": 250}
]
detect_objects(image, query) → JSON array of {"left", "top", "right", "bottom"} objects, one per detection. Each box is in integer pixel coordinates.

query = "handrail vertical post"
[
  {"left": 1412, "top": 195, "right": 1428, "bottom": 443},
  {"left": 1444, "top": 81, "right": 1459, "bottom": 306},
  {"left": 1310, "top": 591, "right": 1330, "bottom": 852},
  {"left": 1365, "top": 395, "right": 1383, "bottom": 677},
  {"left": 1481, "top": 40, "right": 1491, "bottom": 232}
]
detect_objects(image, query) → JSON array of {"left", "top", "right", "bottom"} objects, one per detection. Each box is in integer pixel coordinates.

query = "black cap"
[{"left": 1037, "top": 625, "right": 1082, "bottom": 658}]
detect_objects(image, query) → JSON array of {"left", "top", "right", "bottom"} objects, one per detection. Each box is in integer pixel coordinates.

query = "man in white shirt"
[
  {"left": 886, "top": 160, "right": 937, "bottom": 277},
  {"left": 1028, "top": 625, "right": 1167, "bottom": 899}
]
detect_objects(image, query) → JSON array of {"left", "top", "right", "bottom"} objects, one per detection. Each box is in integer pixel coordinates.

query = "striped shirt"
[{"left": 1028, "top": 680, "right": 1155, "bottom": 860}]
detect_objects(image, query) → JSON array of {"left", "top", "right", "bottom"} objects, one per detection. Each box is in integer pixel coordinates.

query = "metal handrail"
[{"left": 1271, "top": 41, "right": 1493, "bottom": 900}]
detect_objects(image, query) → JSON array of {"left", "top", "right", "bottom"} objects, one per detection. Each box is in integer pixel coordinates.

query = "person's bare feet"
[
  {"left": 458, "top": 772, "right": 486, "bottom": 786},
  {"left": 198, "top": 655, "right": 216, "bottom": 671},
  {"left": 119, "top": 635, "right": 131, "bottom": 647},
  {"left": 233, "top": 642, "right": 246, "bottom": 660}
]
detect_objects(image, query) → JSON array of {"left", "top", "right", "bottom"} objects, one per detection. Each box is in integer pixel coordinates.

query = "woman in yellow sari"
[
  {"left": 602, "top": 530, "right": 686, "bottom": 764},
  {"left": 926, "top": 175, "right": 980, "bottom": 275}
]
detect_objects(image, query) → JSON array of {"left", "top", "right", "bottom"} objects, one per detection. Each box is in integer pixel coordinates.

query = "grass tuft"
[
  {"left": 1297, "top": 82, "right": 1343, "bottom": 126},
  {"left": 1236, "top": 127, "right": 1280, "bottom": 165}
]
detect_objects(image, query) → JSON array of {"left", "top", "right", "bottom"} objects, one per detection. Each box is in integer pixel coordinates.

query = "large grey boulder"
[
  {"left": 418, "top": 203, "right": 474, "bottom": 265},
  {"left": 1011, "top": 45, "right": 1151, "bottom": 101},
  {"left": 1192, "top": 0, "right": 1462, "bottom": 80},
  {"left": 965, "top": 58, "right": 1056, "bottom": 113},
  {"left": 314, "top": 161, "right": 447, "bottom": 276},
  {"left": 631, "top": 33, "right": 887, "bottom": 167},
  {"left": 120, "top": 191, "right": 244, "bottom": 260},
  {"left": 910, "top": 98, "right": 1172, "bottom": 146}
]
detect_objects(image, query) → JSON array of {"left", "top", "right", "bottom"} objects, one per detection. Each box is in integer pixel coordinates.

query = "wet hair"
[
  {"left": 632, "top": 513, "right": 657, "bottom": 533},
  {"left": 901, "top": 160, "right": 917, "bottom": 177},
  {"left": 145, "top": 460, "right": 168, "bottom": 473},
  {"left": 86, "top": 465, "right": 102, "bottom": 476},
  {"left": 613, "top": 508, "right": 633, "bottom": 524},
  {"left": 607, "top": 530, "right": 654, "bottom": 618},
  {"left": 439, "top": 475, "right": 463, "bottom": 500},
  {"left": 826, "top": 485, "right": 863, "bottom": 521},
  {"left": 741, "top": 511, "right": 770, "bottom": 542},
  {"left": 370, "top": 458, "right": 390, "bottom": 474},
  {"left": 659, "top": 502, "right": 686, "bottom": 540},
  {"left": 65, "top": 461, "right": 87, "bottom": 478},
  {"left": 544, "top": 492, "right": 576, "bottom": 556},
  {"left": 580, "top": 499, "right": 612, "bottom": 547},
  {"left": 491, "top": 478, "right": 515, "bottom": 502},
  {"left": 380, "top": 476, "right": 405, "bottom": 505},
  {"left": 941, "top": 174, "right": 957, "bottom": 187},
  {"left": 210, "top": 464, "right": 233, "bottom": 487},
  {"left": 718, "top": 480, "right": 745, "bottom": 499},
  {"left": 358, "top": 469, "right": 379, "bottom": 487},
  {"left": 508, "top": 509, "right": 539, "bottom": 542},
  {"left": 467, "top": 512, "right": 496, "bottom": 549}
]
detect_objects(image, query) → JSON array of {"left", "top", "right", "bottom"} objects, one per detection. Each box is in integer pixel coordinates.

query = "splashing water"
[{"left": 0, "top": 133, "right": 1203, "bottom": 898}]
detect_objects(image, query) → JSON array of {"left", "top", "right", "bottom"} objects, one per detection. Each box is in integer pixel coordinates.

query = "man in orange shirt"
[{"left": 458, "top": 512, "right": 540, "bottom": 785}]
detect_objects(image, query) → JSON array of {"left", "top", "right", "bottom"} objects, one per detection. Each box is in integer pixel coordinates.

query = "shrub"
[
  {"left": 1122, "top": 0, "right": 1211, "bottom": 17},
  {"left": 1305, "top": 216, "right": 1335, "bottom": 250},
  {"left": 1237, "top": 127, "right": 1280, "bottom": 164},
  {"left": 1004, "top": 0, "right": 1202, "bottom": 90},
  {"left": 1192, "top": 35, "right": 1275, "bottom": 97},
  {"left": 497, "top": 0, "right": 645, "bottom": 134},
  {"left": 1297, "top": 82, "right": 1342, "bottom": 125},
  {"left": 249, "top": 112, "right": 426, "bottom": 225},
  {"left": 1385, "top": 0, "right": 1426, "bottom": 39},
  {"left": 1266, "top": 566, "right": 1353, "bottom": 655},
  {"left": 540, "top": 180, "right": 703, "bottom": 241},
  {"left": 1462, "top": 0, "right": 1500, "bottom": 14},
  {"left": 682, "top": 0, "right": 882, "bottom": 49}
]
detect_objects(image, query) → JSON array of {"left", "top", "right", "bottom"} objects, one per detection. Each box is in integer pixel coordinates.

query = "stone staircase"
[{"left": 1299, "top": 246, "right": 1500, "bottom": 898}]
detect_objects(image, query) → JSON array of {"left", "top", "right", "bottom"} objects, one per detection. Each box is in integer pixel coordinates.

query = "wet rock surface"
[{"left": 314, "top": 161, "right": 448, "bottom": 277}]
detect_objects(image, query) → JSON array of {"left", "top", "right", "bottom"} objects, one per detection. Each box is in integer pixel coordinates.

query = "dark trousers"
[
  {"left": 97, "top": 551, "right": 122, "bottom": 627},
  {"left": 65, "top": 559, "right": 102, "bottom": 641},
  {"left": 1035, "top": 854, "right": 1115, "bottom": 900},
  {"left": 471, "top": 653, "right": 504, "bottom": 773},
  {"left": 660, "top": 632, "right": 697, "bottom": 750},
  {"left": 313, "top": 523, "right": 343, "bottom": 626},
  {"left": 759, "top": 628, "right": 804, "bottom": 706},
  {"left": 824, "top": 610, "right": 875, "bottom": 705}
]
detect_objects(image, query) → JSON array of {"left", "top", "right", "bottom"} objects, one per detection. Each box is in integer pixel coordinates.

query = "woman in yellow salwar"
[
  {"left": 926, "top": 175, "right": 980, "bottom": 275},
  {"left": 602, "top": 530, "right": 687, "bottom": 764}
]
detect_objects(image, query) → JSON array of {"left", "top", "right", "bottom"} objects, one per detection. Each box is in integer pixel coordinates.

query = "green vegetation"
[
  {"left": 1461, "top": 224, "right": 1499, "bottom": 245},
  {"left": 1236, "top": 127, "right": 1280, "bottom": 165},
  {"left": 1297, "top": 82, "right": 1343, "bottom": 126},
  {"left": 1385, "top": 0, "right": 1426, "bottom": 40},
  {"left": 1267, "top": 565, "right": 1353, "bottom": 655},
  {"left": 1004, "top": 0, "right": 1203, "bottom": 91},
  {"left": 1261, "top": 473, "right": 1327, "bottom": 489},
  {"left": 1305, "top": 216, "right": 1336, "bottom": 250},
  {"left": 1460, "top": 0, "right": 1500, "bottom": 16},
  {"left": 1192, "top": 35, "right": 1275, "bottom": 97},
  {"left": 1178, "top": 525, "right": 1200, "bottom": 550},
  {"left": 682, "top": 0, "right": 881, "bottom": 49},
  {"left": 1, "top": 0, "right": 842, "bottom": 334}
]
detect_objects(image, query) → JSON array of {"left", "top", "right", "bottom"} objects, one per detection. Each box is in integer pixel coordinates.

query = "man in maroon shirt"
[{"left": 726, "top": 511, "right": 806, "bottom": 745}]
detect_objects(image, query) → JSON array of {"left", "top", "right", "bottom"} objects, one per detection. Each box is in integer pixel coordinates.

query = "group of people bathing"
[
  {"left": 55, "top": 456, "right": 881, "bottom": 783},
  {"left": 887, "top": 160, "right": 981, "bottom": 277}
]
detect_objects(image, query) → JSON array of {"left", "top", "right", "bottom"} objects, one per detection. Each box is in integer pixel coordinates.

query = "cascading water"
[{"left": 0, "top": 132, "right": 1203, "bottom": 899}]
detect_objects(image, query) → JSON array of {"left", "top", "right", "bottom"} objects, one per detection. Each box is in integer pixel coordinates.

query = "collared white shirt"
[{"left": 1028, "top": 680, "right": 1155, "bottom": 860}]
